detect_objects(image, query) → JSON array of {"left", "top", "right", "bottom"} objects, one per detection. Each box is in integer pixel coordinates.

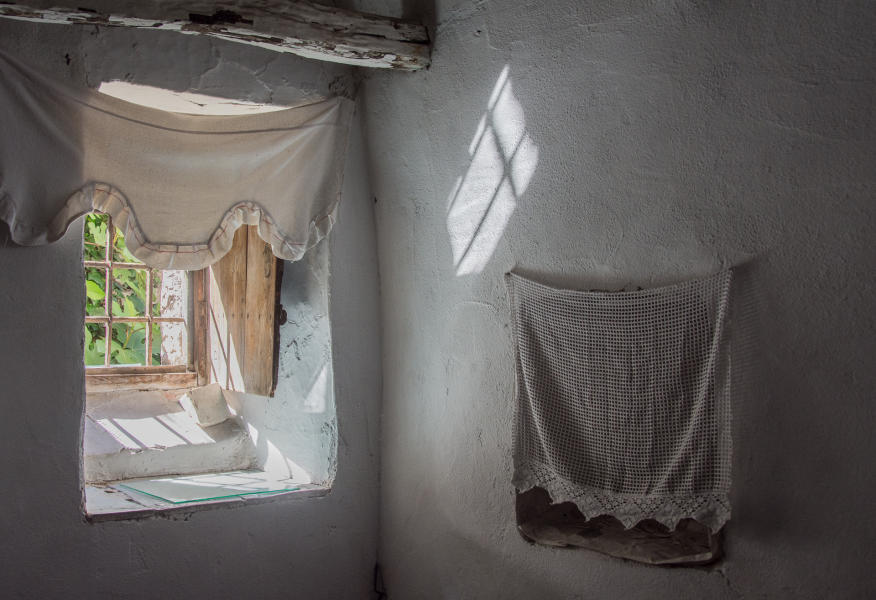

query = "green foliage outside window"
[{"left": 83, "top": 213, "right": 162, "bottom": 366}]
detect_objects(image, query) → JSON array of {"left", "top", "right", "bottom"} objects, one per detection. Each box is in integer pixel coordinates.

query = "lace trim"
[{"left": 514, "top": 461, "right": 730, "bottom": 533}]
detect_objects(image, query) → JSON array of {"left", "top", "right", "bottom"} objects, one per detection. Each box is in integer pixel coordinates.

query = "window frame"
[
  {"left": 83, "top": 212, "right": 209, "bottom": 393},
  {"left": 83, "top": 217, "right": 279, "bottom": 396}
]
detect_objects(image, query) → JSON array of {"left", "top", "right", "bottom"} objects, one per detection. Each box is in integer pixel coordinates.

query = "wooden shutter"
[{"left": 204, "top": 225, "right": 278, "bottom": 396}]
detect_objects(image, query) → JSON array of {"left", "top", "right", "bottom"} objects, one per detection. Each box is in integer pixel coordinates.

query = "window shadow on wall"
[{"left": 446, "top": 65, "right": 539, "bottom": 276}]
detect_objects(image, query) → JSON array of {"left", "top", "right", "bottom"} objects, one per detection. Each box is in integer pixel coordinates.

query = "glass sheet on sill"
[{"left": 116, "top": 471, "right": 299, "bottom": 504}]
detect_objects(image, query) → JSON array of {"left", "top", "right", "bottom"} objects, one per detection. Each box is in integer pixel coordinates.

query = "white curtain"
[{"left": 0, "top": 50, "right": 353, "bottom": 269}]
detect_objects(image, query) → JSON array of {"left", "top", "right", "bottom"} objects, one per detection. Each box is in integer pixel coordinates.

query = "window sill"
[
  {"left": 85, "top": 471, "right": 328, "bottom": 522},
  {"left": 83, "top": 385, "right": 255, "bottom": 484},
  {"left": 82, "top": 384, "right": 329, "bottom": 519}
]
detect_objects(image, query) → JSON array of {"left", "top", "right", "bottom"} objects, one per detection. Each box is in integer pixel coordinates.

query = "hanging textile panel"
[
  {"left": 0, "top": 50, "right": 353, "bottom": 269},
  {"left": 506, "top": 270, "right": 732, "bottom": 533}
]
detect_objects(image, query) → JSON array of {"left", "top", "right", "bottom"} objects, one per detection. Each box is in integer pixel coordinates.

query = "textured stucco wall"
[
  {"left": 233, "top": 236, "right": 337, "bottom": 485},
  {"left": 0, "top": 19, "right": 380, "bottom": 600},
  {"left": 361, "top": 1, "right": 876, "bottom": 598}
]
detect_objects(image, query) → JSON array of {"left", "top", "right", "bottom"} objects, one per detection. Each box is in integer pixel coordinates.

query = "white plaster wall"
[
  {"left": 0, "top": 19, "right": 381, "bottom": 600},
  {"left": 271, "top": 236, "right": 336, "bottom": 483},
  {"left": 360, "top": 1, "right": 876, "bottom": 598}
]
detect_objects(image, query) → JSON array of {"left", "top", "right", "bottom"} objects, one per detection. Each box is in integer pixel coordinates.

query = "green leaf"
[
  {"left": 86, "top": 215, "right": 107, "bottom": 247},
  {"left": 113, "top": 347, "right": 142, "bottom": 365},
  {"left": 86, "top": 270, "right": 105, "bottom": 286},
  {"left": 83, "top": 325, "right": 105, "bottom": 366},
  {"left": 113, "top": 228, "right": 140, "bottom": 263},
  {"left": 123, "top": 298, "right": 139, "bottom": 316},
  {"left": 111, "top": 299, "right": 135, "bottom": 317},
  {"left": 84, "top": 346, "right": 104, "bottom": 366},
  {"left": 129, "top": 328, "right": 146, "bottom": 349},
  {"left": 85, "top": 280, "right": 105, "bottom": 302}
]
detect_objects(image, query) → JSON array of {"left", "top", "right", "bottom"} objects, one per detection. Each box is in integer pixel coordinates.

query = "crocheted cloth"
[{"left": 506, "top": 271, "right": 732, "bottom": 532}]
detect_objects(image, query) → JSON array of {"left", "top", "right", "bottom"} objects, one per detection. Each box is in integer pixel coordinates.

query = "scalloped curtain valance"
[{"left": 0, "top": 50, "right": 353, "bottom": 269}]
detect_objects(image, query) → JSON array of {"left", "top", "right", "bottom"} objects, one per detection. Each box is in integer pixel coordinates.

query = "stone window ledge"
[{"left": 83, "top": 385, "right": 329, "bottom": 519}]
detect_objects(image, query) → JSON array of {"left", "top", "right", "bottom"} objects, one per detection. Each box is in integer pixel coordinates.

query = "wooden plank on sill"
[
  {"left": 86, "top": 372, "right": 197, "bottom": 392},
  {"left": 243, "top": 225, "right": 277, "bottom": 397},
  {"left": 0, "top": 1, "right": 430, "bottom": 71}
]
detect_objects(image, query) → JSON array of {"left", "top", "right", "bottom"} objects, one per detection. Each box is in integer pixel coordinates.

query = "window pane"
[
  {"left": 84, "top": 266, "right": 106, "bottom": 316},
  {"left": 152, "top": 270, "right": 162, "bottom": 317},
  {"left": 82, "top": 213, "right": 195, "bottom": 371},
  {"left": 83, "top": 213, "right": 108, "bottom": 260},
  {"left": 84, "top": 323, "right": 106, "bottom": 366},
  {"left": 111, "top": 322, "right": 146, "bottom": 366},
  {"left": 112, "top": 269, "right": 148, "bottom": 317},
  {"left": 112, "top": 224, "right": 140, "bottom": 263}
]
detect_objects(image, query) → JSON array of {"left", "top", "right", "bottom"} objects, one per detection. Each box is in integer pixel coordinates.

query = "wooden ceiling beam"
[{"left": 0, "top": 1, "right": 430, "bottom": 70}]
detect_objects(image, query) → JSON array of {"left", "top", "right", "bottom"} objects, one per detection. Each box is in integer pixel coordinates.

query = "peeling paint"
[{"left": 0, "top": 1, "right": 431, "bottom": 70}]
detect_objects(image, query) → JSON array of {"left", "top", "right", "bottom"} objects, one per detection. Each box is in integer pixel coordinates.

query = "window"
[
  {"left": 82, "top": 213, "right": 285, "bottom": 503},
  {"left": 83, "top": 212, "right": 202, "bottom": 391},
  {"left": 0, "top": 53, "right": 348, "bottom": 515},
  {"left": 82, "top": 213, "right": 280, "bottom": 396}
]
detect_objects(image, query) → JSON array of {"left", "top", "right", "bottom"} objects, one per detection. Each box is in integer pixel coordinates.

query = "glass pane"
[
  {"left": 111, "top": 322, "right": 146, "bottom": 366},
  {"left": 158, "top": 320, "right": 188, "bottom": 366},
  {"left": 118, "top": 472, "right": 300, "bottom": 504},
  {"left": 152, "top": 270, "right": 162, "bottom": 317},
  {"left": 112, "top": 224, "right": 140, "bottom": 263},
  {"left": 84, "top": 323, "right": 106, "bottom": 366},
  {"left": 84, "top": 266, "right": 106, "bottom": 316},
  {"left": 112, "top": 269, "right": 148, "bottom": 317},
  {"left": 83, "top": 213, "right": 108, "bottom": 261}
]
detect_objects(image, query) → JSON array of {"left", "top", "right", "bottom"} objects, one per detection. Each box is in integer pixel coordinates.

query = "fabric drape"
[{"left": 0, "top": 50, "right": 353, "bottom": 269}]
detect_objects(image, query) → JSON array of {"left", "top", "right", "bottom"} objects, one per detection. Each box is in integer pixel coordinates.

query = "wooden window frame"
[
  {"left": 84, "top": 277, "right": 207, "bottom": 392},
  {"left": 83, "top": 213, "right": 205, "bottom": 392},
  {"left": 84, "top": 220, "right": 279, "bottom": 396}
]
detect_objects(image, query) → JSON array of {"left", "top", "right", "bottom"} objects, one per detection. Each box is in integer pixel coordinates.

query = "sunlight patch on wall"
[
  {"left": 446, "top": 66, "right": 539, "bottom": 275},
  {"left": 246, "top": 423, "right": 312, "bottom": 482},
  {"left": 304, "top": 362, "right": 330, "bottom": 414}
]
